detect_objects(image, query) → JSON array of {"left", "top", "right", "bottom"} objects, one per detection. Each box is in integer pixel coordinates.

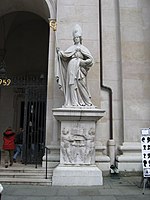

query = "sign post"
[
  {"left": 0, "top": 184, "right": 3, "bottom": 200},
  {"left": 141, "top": 128, "right": 150, "bottom": 194}
]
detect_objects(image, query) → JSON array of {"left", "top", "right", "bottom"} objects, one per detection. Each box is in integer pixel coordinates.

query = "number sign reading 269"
[{"left": 0, "top": 78, "right": 11, "bottom": 86}]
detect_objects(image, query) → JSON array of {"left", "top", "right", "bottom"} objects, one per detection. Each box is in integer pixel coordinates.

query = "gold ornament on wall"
[{"left": 49, "top": 19, "right": 57, "bottom": 31}]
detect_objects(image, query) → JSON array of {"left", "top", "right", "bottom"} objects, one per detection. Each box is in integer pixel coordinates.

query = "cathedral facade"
[{"left": 0, "top": 0, "right": 150, "bottom": 174}]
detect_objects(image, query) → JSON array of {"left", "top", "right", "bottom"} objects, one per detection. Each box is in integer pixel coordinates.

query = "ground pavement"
[{"left": 1, "top": 176, "right": 150, "bottom": 200}]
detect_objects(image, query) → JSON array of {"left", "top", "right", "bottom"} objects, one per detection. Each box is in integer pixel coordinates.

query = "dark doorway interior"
[
  {"left": 20, "top": 101, "right": 25, "bottom": 129},
  {"left": 23, "top": 86, "right": 47, "bottom": 165},
  {"left": 0, "top": 11, "right": 49, "bottom": 165},
  {"left": 10, "top": 76, "right": 47, "bottom": 165}
]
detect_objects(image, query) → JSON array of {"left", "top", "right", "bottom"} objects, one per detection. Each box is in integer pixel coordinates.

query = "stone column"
[
  {"left": 115, "top": 1, "right": 150, "bottom": 172},
  {"left": 43, "top": 19, "right": 60, "bottom": 168}
]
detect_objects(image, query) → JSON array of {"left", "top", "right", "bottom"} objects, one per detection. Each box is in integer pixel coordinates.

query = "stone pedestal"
[
  {"left": 52, "top": 107, "right": 105, "bottom": 186},
  {"left": 53, "top": 165, "right": 103, "bottom": 186}
]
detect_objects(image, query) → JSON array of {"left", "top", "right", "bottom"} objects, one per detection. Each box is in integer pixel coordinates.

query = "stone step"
[
  {"left": 0, "top": 177, "right": 52, "bottom": 186},
  {"left": 0, "top": 168, "right": 53, "bottom": 173},
  {"left": 0, "top": 164, "right": 53, "bottom": 185},
  {"left": 0, "top": 172, "right": 52, "bottom": 179}
]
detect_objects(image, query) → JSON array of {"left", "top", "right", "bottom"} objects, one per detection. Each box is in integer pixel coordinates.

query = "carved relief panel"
[{"left": 60, "top": 121, "right": 95, "bottom": 165}]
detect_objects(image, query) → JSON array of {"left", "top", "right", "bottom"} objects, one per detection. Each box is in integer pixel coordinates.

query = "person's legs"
[
  {"left": 9, "top": 150, "right": 14, "bottom": 166},
  {"left": 13, "top": 145, "right": 21, "bottom": 161},
  {"left": 4, "top": 150, "right": 9, "bottom": 168},
  {"left": 19, "top": 144, "right": 23, "bottom": 161}
]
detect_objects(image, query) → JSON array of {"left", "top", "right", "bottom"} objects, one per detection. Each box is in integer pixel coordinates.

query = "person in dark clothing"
[
  {"left": 13, "top": 128, "right": 24, "bottom": 163},
  {"left": 2, "top": 127, "right": 16, "bottom": 168}
]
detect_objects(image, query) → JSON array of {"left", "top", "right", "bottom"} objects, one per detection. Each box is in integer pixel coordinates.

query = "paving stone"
[{"left": 1, "top": 176, "right": 150, "bottom": 200}]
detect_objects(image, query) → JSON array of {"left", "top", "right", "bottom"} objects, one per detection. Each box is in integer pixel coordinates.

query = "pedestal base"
[
  {"left": 116, "top": 142, "right": 142, "bottom": 172},
  {"left": 52, "top": 165, "right": 103, "bottom": 186}
]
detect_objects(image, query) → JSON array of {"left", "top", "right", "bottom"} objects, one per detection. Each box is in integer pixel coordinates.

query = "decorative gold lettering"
[
  {"left": 3, "top": 79, "right": 7, "bottom": 86},
  {"left": 0, "top": 78, "right": 11, "bottom": 86},
  {"left": 7, "top": 79, "right": 11, "bottom": 86},
  {"left": 49, "top": 19, "right": 57, "bottom": 31}
]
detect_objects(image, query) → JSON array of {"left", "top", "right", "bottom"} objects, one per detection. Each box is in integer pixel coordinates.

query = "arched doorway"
[{"left": 0, "top": 0, "right": 51, "bottom": 165}]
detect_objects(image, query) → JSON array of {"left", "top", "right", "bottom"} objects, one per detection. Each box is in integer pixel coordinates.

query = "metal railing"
[
  {"left": 23, "top": 143, "right": 51, "bottom": 179},
  {"left": 44, "top": 146, "right": 51, "bottom": 179}
]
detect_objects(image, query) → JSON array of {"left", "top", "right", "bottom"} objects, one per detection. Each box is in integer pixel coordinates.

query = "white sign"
[{"left": 141, "top": 128, "right": 150, "bottom": 177}]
